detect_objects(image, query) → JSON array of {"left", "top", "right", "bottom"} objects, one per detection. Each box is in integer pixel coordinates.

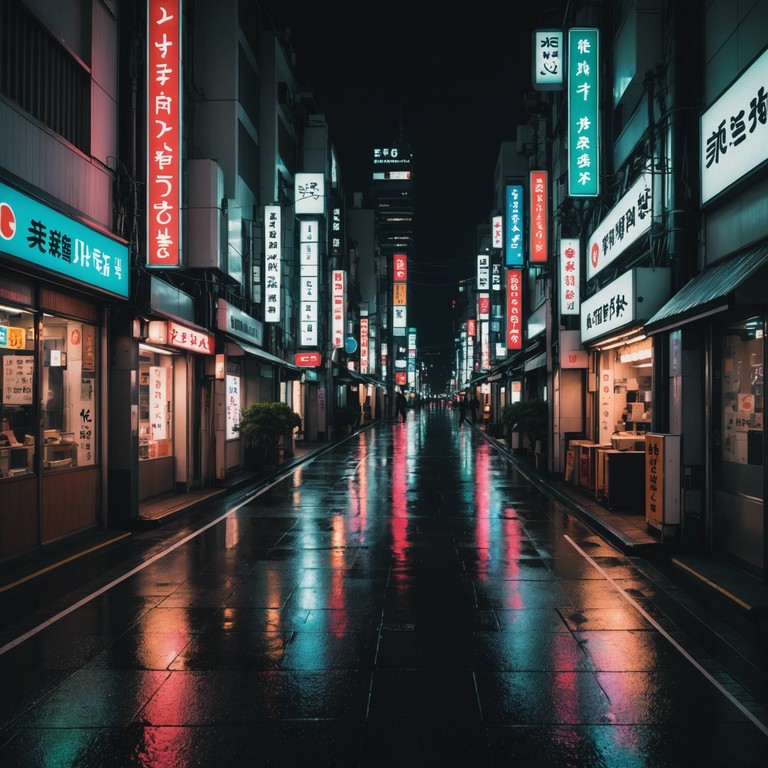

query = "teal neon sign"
[
  {"left": 567, "top": 28, "right": 600, "bottom": 198},
  {"left": 0, "top": 180, "right": 129, "bottom": 298}
]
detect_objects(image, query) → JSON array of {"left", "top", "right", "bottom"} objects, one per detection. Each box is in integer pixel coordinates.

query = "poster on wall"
[
  {"left": 3, "top": 355, "right": 34, "bottom": 404},
  {"left": 598, "top": 368, "right": 614, "bottom": 445},
  {"left": 149, "top": 366, "right": 168, "bottom": 440},
  {"left": 226, "top": 374, "right": 240, "bottom": 440},
  {"left": 77, "top": 377, "right": 95, "bottom": 466}
]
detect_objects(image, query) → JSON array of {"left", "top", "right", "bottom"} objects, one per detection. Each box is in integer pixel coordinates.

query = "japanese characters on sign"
[
  {"left": 226, "top": 373, "right": 240, "bottom": 440},
  {"left": 567, "top": 28, "right": 600, "bottom": 198},
  {"left": 147, "top": 0, "right": 181, "bottom": 268},
  {"left": 586, "top": 171, "right": 652, "bottom": 279},
  {"left": 294, "top": 351, "right": 322, "bottom": 367},
  {"left": 580, "top": 270, "right": 633, "bottom": 343},
  {"left": 393, "top": 253, "right": 407, "bottom": 281},
  {"left": 467, "top": 318, "right": 476, "bottom": 337},
  {"left": 529, "top": 171, "right": 548, "bottom": 263},
  {"left": 646, "top": 433, "right": 662, "bottom": 525},
  {"left": 559, "top": 238, "right": 580, "bottom": 316},
  {"left": 492, "top": 260, "right": 501, "bottom": 291},
  {"left": 701, "top": 47, "right": 768, "bottom": 204},
  {"left": 331, "top": 207, "right": 342, "bottom": 256},
  {"left": 360, "top": 317, "right": 369, "bottom": 374},
  {"left": 217, "top": 299, "right": 263, "bottom": 347},
  {"left": 533, "top": 29, "right": 563, "bottom": 90},
  {"left": 149, "top": 365, "right": 168, "bottom": 441},
  {"left": 263, "top": 205, "right": 281, "bottom": 323},
  {"left": 506, "top": 269, "right": 522, "bottom": 350},
  {"left": 505, "top": 185, "right": 524, "bottom": 266},
  {"left": 3, "top": 355, "right": 34, "bottom": 404},
  {"left": 331, "top": 270, "right": 346, "bottom": 349},
  {"left": 167, "top": 321, "right": 214, "bottom": 354},
  {"left": 478, "top": 294, "right": 490, "bottom": 321},
  {"left": 295, "top": 173, "right": 325, "bottom": 215},
  {"left": 299, "top": 220, "right": 319, "bottom": 347},
  {"left": 492, "top": 215, "right": 503, "bottom": 249},
  {"left": 0, "top": 180, "right": 128, "bottom": 298},
  {"left": 599, "top": 368, "right": 614, "bottom": 444},
  {"left": 0, "top": 325, "right": 25, "bottom": 351},
  {"left": 477, "top": 254, "right": 490, "bottom": 291}
]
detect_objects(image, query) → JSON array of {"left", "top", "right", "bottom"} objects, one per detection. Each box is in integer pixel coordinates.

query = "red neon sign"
[
  {"left": 506, "top": 269, "right": 522, "bottom": 350},
  {"left": 147, "top": 0, "right": 181, "bottom": 267},
  {"left": 529, "top": 171, "right": 548, "bottom": 264}
]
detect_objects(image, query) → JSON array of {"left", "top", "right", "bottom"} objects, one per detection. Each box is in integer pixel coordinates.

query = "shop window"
[
  {"left": 41, "top": 317, "right": 98, "bottom": 470},
  {"left": 139, "top": 347, "right": 174, "bottom": 460},
  {"left": 0, "top": 305, "right": 36, "bottom": 478},
  {"left": 721, "top": 319, "right": 763, "bottom": 468}
]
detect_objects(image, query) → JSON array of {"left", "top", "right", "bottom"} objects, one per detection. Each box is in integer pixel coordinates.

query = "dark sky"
[{"left": 268, "top": 1, "right": 563, "bottom": 363}]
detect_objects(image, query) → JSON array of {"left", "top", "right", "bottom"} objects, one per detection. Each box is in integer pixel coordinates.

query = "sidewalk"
[
  {"left": 0, "top": 435, "right": 346, "bottom": 601},
  {"left": 474, "top": 422, "right": 768, "bottom": 616}
]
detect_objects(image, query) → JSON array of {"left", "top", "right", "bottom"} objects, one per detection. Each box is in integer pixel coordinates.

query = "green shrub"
[
  {"left": 235, "top": 401, "right": 301, "bottom": 447},
  {"left": 500, "top": 398, "right": 548, "bottom": 444}
]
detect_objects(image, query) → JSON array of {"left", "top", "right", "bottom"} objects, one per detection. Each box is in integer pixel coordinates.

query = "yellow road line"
[
  {"left": 671, "top": 557, "right": 752, "bottom": 611},
  {"left": 0, "top": 533, "right": 132, "bottom": 594}
]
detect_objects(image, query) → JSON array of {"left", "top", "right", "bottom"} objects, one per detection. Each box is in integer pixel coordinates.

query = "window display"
[
  {"left": 139, "top": 347, "right": 173, "bottom": 460},
  {"left": 721, "top": 320, "right": 763, "bottom": 467},
  {"left": 41, "top": 317, "right": 98, "bottom": 470},
  {"left": 0, "top": 306, "right": 36, "bottom": 478}
]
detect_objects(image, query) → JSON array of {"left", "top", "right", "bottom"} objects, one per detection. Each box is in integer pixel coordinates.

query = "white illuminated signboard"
[
  {"left": 533, "top": 29, "right": 563, "bottom": 90},
  {"left": 701, "top": 46, "right": 768, "bottom": 204},
  {"left": 264, "top": 205, "right": 281, "bottom": 322},
  {"left": 295, "top": 173, "right": 325, "bottom": 215}
]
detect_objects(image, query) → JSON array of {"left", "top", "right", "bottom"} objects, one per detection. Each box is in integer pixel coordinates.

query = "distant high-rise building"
[{"left": 370, "top": 144, "right": 415, "bottom": 390}]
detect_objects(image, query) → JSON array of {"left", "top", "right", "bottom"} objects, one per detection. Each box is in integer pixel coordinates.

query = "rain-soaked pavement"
[{"left": 1, "top": 409, "right": 768, "bottom": 766}]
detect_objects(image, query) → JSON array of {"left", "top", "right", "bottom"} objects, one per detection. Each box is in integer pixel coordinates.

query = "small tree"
[
  {"left": 500, "top": 399, "right": 548, "bottom": 450},
  {"left": 235, "top": 402, "right": 301, "bottom": 448}
]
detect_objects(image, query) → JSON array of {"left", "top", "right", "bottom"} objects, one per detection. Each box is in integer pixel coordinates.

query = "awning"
[
  {"left": 645, "top": 246, "right": 768, "bottom": 335},
  {"left": 226, "top": 337, "right": 301, "bottom": 373},
  {"left": 333, "top": 365, "right": 367, "bottom": 385}
]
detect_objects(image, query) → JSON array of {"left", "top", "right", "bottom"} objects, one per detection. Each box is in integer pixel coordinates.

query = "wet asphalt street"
[{"left": 1, "top": 408, "right": 768, "bottom": 766}]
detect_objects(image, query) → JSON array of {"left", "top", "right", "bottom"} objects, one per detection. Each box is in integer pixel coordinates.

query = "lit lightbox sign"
[
  {"left": 299, "top": 220, "right": 319, "bottom": 347},
  {"left": 264, "top": 205, "right": 281, "bottom": 322},
  {"left": 567, "top": 28, "right": 600, "bottom": 198},
  {"left": 393, "top": 253, "right": 407, "bottom": 281},
  {"left": 559, "top": 238, "right": 580, "bottom": 316},
  {"left": 533, "top": 29, "right": 563, "bottom": 90},
  {"left": 295, "top": 173, "right": 325, "bottom": 215},
  {"left": 147, "top": 0, "right": 181, "bottom": 267},
  {"left": 701, "top": 46, "right": 768, "bottom": 204},
  {"left": 360, "top": 317, "right": 369, "bottom": 374},
  {"left": 477, "top": 253, "right": 490, "bottom": 291},
  {"left": 529, "top": 171, "right": 548, "bottom": 263},
  {"left": 586, "top": 170, "right": 652, "bottom": 279},
  {"left": 217, "top": 299, "right": 263, "bottom": 346},
  {"left": 506, "top": 269, "right": 522, "bottom": 350},
  {"left": 492, "top": 215, "right": 503, "bottom": 249},
  {"left": 0, "top": 180, "right": 129, "bottom": 298},
  {"left": 505, "top": 185, "right": 524, "bottom": 266},
  {"left": 331, "top": 270, "right": 346, "bottom": 349},
  {"left": 147, "top": 320, "right": 214, "bottom": 354}
]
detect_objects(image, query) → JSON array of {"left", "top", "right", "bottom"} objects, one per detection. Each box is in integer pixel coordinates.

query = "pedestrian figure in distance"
[
  {"left": 396, "top": 390, "right": 408, "bottom": 422},
  {"left": 469, "top": 394, "right": 480, "bottom": 424},
  {"left": 458, "top": 397, "right": 467, "bottom": 423}
]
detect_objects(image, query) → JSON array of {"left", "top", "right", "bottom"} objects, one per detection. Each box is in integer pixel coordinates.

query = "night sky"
[{"left": 268, "top": 1, "right": 563, "bottom": 376}]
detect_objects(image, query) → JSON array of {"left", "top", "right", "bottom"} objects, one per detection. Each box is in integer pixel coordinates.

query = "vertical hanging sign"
[
  {"left": 506, "top": 269, "right": 522, "bottom": 350},
  {"left": 263, "top": 205, "right": 281, "bottom": 322},
  {"left": 567, "top": 28, "right": 599, "bottom": 198},
  {"left": 331, "top": 270, "right": 346, "bottom": 349},
  {"left": 299, "top": 220, "right": 319, "bottom": 347},
  {"left": 532, "top": 29, "right": 563, "bottom": 90},
  {"left": 505, "top": 185, "right": 524, "bottom": 266},
  {"left": 360, "top": 316, "right": 369, "bottom": 374},
  {"left": 147, "top": 0, "right": 181, "bottom": 267},
  {"left": 529, "top": 171, "right": 548, "bottom": 263},
  {"left": 559, "top": 238, "right": 580, "bottom": 316}
]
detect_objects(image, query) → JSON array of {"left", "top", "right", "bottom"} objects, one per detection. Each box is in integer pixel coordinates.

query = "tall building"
[{"left": 369, "top": 143, "right": 415, "bottom": 394}]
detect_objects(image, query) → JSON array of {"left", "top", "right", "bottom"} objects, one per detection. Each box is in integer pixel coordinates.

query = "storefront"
[
  {"left": 576, "top": 268, "right": 670, "bottom": 511},
  {"left": 646, "top": 248, "right": 768, "bottom": 577},
  {"left": 0, "top": 180, "right": 129, "bottom": 560}
]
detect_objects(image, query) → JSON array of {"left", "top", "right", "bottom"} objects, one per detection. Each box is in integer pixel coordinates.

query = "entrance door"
[{"left": 712, "top": 314, "right": 765, "bottom": 577}]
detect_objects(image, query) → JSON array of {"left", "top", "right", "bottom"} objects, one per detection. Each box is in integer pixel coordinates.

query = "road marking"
[
  {"left": 671, "top": 557, "right": 752, "bottom": 611},
  {"left": 0, "top": 469, "right": 301, "bottom": 657},
  {"left": 564, "top": 534, "right": 768, "bottom": 738}
]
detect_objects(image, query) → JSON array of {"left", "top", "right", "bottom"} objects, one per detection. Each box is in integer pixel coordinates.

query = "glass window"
[
  {"left": 41, "top": 317, "right": 98, "bottom": 470},
  {"left": 0, "top": 305, "right": 36, "bottom": 478},
  {"left": 139, "top": 347, "right": 174, "bottom": 460}
]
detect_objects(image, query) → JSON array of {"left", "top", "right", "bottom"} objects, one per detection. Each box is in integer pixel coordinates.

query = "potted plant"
[
  {"left": 235, "top": 401, "right": 302, "bottom": 467},
  {"left": 500, "top": 399, "right": 548, "bottom": 458}
]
